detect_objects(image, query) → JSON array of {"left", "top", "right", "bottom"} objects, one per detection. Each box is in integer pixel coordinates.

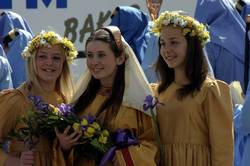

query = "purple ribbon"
[{"left": 98, "top": 129, "right": 138, "bottom": 166}]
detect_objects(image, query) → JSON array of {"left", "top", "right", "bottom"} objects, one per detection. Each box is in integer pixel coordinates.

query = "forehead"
[
  {"left": 86, "top": 40, "right": 111, "bottom": 51},
  {"left": 160, "top": 25, "right": 184, "bottom": 39},
  {"left": 37, "top": 45, "right": 63, "bottom": 54}
]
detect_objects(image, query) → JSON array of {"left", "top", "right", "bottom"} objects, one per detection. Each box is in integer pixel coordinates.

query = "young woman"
[
  {"left": 55, "top": 26, "right": 158, "bottom": 165},
  {"left": 151, "top": 11, "right": 234, "bottom": 166},
  {"left": 0, "top": 30, "right": 77, "bottom": 166}
]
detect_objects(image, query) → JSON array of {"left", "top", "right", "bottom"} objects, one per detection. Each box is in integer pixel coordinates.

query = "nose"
[
  {"left": 161, "top": 45, "right": 172, "bottom": 55},
  {"left": 88, "top": 55, "right": 100, "bottom": 65},
  {"left": 46, "top": 56, "right": 54, "bottom": 65}
]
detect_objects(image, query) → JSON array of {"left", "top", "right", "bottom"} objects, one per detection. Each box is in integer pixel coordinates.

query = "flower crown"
[
  {"left": 151, "top": 11, "right": 210, "bottom": 47},
  {"left": 22, "top": 31, "right": 78, "bottom": 62}
]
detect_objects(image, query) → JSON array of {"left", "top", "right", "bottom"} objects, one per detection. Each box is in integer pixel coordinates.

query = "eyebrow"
[{"left": 87, "top": 50, "right": 105, "bottom": 54}]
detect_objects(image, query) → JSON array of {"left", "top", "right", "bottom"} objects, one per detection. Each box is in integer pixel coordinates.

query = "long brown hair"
[
  {"left": 156, "top": 35, "right": 208, "bottom": 99},
  {"left": 73, "top": 28, "right": 125, "bottom": 126}
]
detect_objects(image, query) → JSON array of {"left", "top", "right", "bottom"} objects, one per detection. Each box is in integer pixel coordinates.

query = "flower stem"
[{"left": 150, "top": 109, "right": 165, "bottom": 166}]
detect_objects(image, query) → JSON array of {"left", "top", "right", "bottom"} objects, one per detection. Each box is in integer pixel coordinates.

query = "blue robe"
[
  {"left": 237, "top": 0, "right": 250, "bottom": 20},
  {"left": 0, "top": 10, "right": 33, "bottom": 45},
  {"left": 234, "top": 82, "right": 250, "bottom": 166},
  {"left": 0, "top": 45, "right": 13, "bottom": 90},
  {"left": 195, "top": 0, "right": 248, "bottom": 87},
  {"left": 5, "top": 29, "right": 32, "bottom": 88},
  {"left": 109, "top": 6, "right": 150, "bottom": 63}
]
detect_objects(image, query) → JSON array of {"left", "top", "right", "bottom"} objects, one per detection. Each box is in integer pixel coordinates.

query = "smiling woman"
[
  {"left": 0, "top": 30, "right": 77, "bottom": 166},
  {"left": 55, "top": 26, "right": 158, "bottom": 166}
]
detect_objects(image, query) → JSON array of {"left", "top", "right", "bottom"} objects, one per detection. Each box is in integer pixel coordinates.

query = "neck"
[
  {"left": 39, "top": 81, "right": 57, "bottom": 92},
  {"left": 174, "top": 68, "right": 190, "bottom": 85},
  {"left": 100, "top": 80, "right": 113, "bottom": 88}
]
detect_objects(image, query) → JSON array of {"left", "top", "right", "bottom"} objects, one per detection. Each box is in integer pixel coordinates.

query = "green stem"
[{"left": 150, "top": 109, "right": 165, "bottom": 166}]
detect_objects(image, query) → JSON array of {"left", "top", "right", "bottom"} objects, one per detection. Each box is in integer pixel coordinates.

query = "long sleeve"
[
  {"left": 0, "top": 89, "right": 28, "bottom": 165},
  {"left": 234, "top": 83, "right": 250, "bottom": 134},
  {"left": 204, "top": 80, "right": 233, "bottom": 166},
  {"left": 115, "top": 110, "right": 158, "bottom": 166}
]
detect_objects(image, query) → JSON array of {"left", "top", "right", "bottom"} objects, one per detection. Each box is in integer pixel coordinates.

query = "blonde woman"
[{"left": 0, "top": 30, "right": 77, "bottom": 166}]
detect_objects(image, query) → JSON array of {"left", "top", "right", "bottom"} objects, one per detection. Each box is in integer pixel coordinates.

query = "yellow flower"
[
  {"left": 151, "top": 11, "right": 210, "bottom": 47},
  {"left": 90, "top": 122, "right": 101, "bottom": 131},
  {"left": 84, "top": 131, "right": 94, "bottom": 138},
  {"left": 98, "top": 134, "right": 108, "bottom": 144},
  {"left": 102, "top": 129, "right": 109, "bottom": 137},
  {"left": 49, "top": 104, "right": 60, "bottom": 115},
  {"left": 22, "top": 31, "right": 77, "bottom": 63},
  {"left": 72, "top": 123, "right": 81, "bottom": 132},
  {"left": 84, "top": 127, "right": 96, "bottom": 138},
  {"left": 81, "top": 118, "right": 88, "bottom": 126},
  {"left": 84, "top": 126, "right": 95, "bottom": 138}
]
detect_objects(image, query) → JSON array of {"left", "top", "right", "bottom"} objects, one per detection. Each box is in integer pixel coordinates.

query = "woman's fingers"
[
  {"left": 55, "top": 125, "right": 71, "bottom": 137},
  {"left": 72, "top": 133, "right": 82, "bottom": 143},
  {"left": 63, "top": 126, "right": 71, "bottom": 135},
  {"left": 20, "top": 150, "right": 34, "bottom": 166}
]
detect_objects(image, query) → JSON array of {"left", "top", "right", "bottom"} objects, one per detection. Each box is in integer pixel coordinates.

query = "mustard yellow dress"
[
  {"left": 0, "top": 83, "right": 66, "bottom": 166},
  {"left": 72, "top": 94, "right": 158, "bottom": 166},
  {"left": 152, "top": 77, "right": 234, "bottom": 166}
]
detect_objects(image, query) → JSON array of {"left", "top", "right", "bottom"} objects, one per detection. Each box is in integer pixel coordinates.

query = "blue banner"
[
  {"left": 0, "top": 0, "right": 67, "bottom": 9},
  {"left": 0, "top": 0, "right": 12, "bottom": 9}
]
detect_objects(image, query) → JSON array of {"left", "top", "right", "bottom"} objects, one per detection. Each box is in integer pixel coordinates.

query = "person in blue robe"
[
  {"left": 109, "top": 6, "right": 150, "bottom": 64},
  {"left": 236, "top": 0, "right": 250, "bottom": 20},
  {"left": 3, "top": 29, "right": 32, "bottom": 88},
  {"left": 195, "top": 0, "right": 247, "bottom": 87},
  {"left": 234, "top": 79, "right": 250, "bottom": 166},
  {"left": 0, "top": 10, "right": 33, "bottom": 45},
  {"left": 0, "top": 45, "right": 13, "bottom": 90}
]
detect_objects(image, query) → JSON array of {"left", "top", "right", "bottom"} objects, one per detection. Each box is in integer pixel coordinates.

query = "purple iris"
[
  {"left": 58, "top": 103, "right": 75, "bottom": 117},
  {"left": 83, "top": 114, "right": 95, "bottom": 124},
  {"left": 28, "top": 95, "right": 49, "bottom": 112},
  {"left": 143, "top": 95, "right": 157, "bottom": 111}
]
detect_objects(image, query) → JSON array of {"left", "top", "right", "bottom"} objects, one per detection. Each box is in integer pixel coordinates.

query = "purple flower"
[
  {"left": 82, "top": 114, "right": 95, "bottom": 124},
  {"left": 143, "top": 95, "right": 157, "bottom": 111},
  {"left": 58, "top": 103, "right": 74, "bottom": 117},
  {"left": 28, "top": 95, "right": 49, "bottom": 112}
]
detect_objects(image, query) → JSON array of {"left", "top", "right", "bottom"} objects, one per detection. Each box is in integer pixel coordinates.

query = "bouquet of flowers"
[
  {"left": 7, "top": 95, "right": 139, "bottom": 165},
  {"left": 6, "top": 95, "right": 113, "bottom": 163}
]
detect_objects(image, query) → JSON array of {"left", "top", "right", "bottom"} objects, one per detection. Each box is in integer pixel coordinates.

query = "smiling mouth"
[
  {"left": 42, "top": 69, "right": 56, "bottom": 73},
  {"left": 92, "top": 68, "right": 103, "bottom": 72}
]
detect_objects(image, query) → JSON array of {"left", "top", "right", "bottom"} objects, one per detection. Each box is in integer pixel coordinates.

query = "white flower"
[
  {"left": 40, "top": 30, "right": 45, "bottom": 35},
  {"left": 174, "top": 18, "right": 181, "bottom": 25},
  {"left": 40, "top": 39, "right": 47, "bottom": 45},
  {"left": 180, "top": 20, "right": 188, "bottom": 27},
  {"left": 162, "top": 19, "right": 170, "bottom": 25},
  {"left": 54, "top": 34, "right": 62, "bottom": 41}
]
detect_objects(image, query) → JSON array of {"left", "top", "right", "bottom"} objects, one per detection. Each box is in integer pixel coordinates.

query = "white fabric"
[{"left": 73, "top": 37, "right": 154, "bottom": 116}]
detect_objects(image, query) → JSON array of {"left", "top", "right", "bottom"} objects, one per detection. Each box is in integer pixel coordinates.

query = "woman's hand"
[
  {"left": 55, "top": 126, "right": 82, "bottom": 151},
  {"left": 20, "top": 150, "right": 35, "bottom": 166}
]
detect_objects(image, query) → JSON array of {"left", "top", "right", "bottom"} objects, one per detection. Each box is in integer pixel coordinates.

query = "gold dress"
[
  {"left": 0, "top": 83, "right": 65, "bottom": 166},
  {"left": 72, "top": 94, "right": 158, "bottom": 166},
  {"left": 152, "top": 77, "right": 234, "bottom": 166}
]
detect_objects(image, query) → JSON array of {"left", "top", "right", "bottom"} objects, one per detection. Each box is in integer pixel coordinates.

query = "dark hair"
[
  {"left": 73, "top": 28, "right": 125, "bottom": 126},
  {"left": 156, "top": 35, "right": 208, "bottom": 100}
]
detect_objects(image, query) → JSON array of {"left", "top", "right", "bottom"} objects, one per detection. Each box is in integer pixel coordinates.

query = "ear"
[{"left": 116, "top": 54, "right": 125, "bottom": 65}]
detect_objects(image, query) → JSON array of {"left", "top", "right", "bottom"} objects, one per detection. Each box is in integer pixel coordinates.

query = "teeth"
[
  {"left": 44, "top": 69, "right": 53, "bottom": 72},
  {"left": 93, "top": 68, "right": 101, "bottom": 72}
]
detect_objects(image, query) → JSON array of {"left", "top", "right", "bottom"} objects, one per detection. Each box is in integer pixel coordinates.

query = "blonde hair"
[{"left": 26, "top": 45, "right": 74, "bottom": 103}]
